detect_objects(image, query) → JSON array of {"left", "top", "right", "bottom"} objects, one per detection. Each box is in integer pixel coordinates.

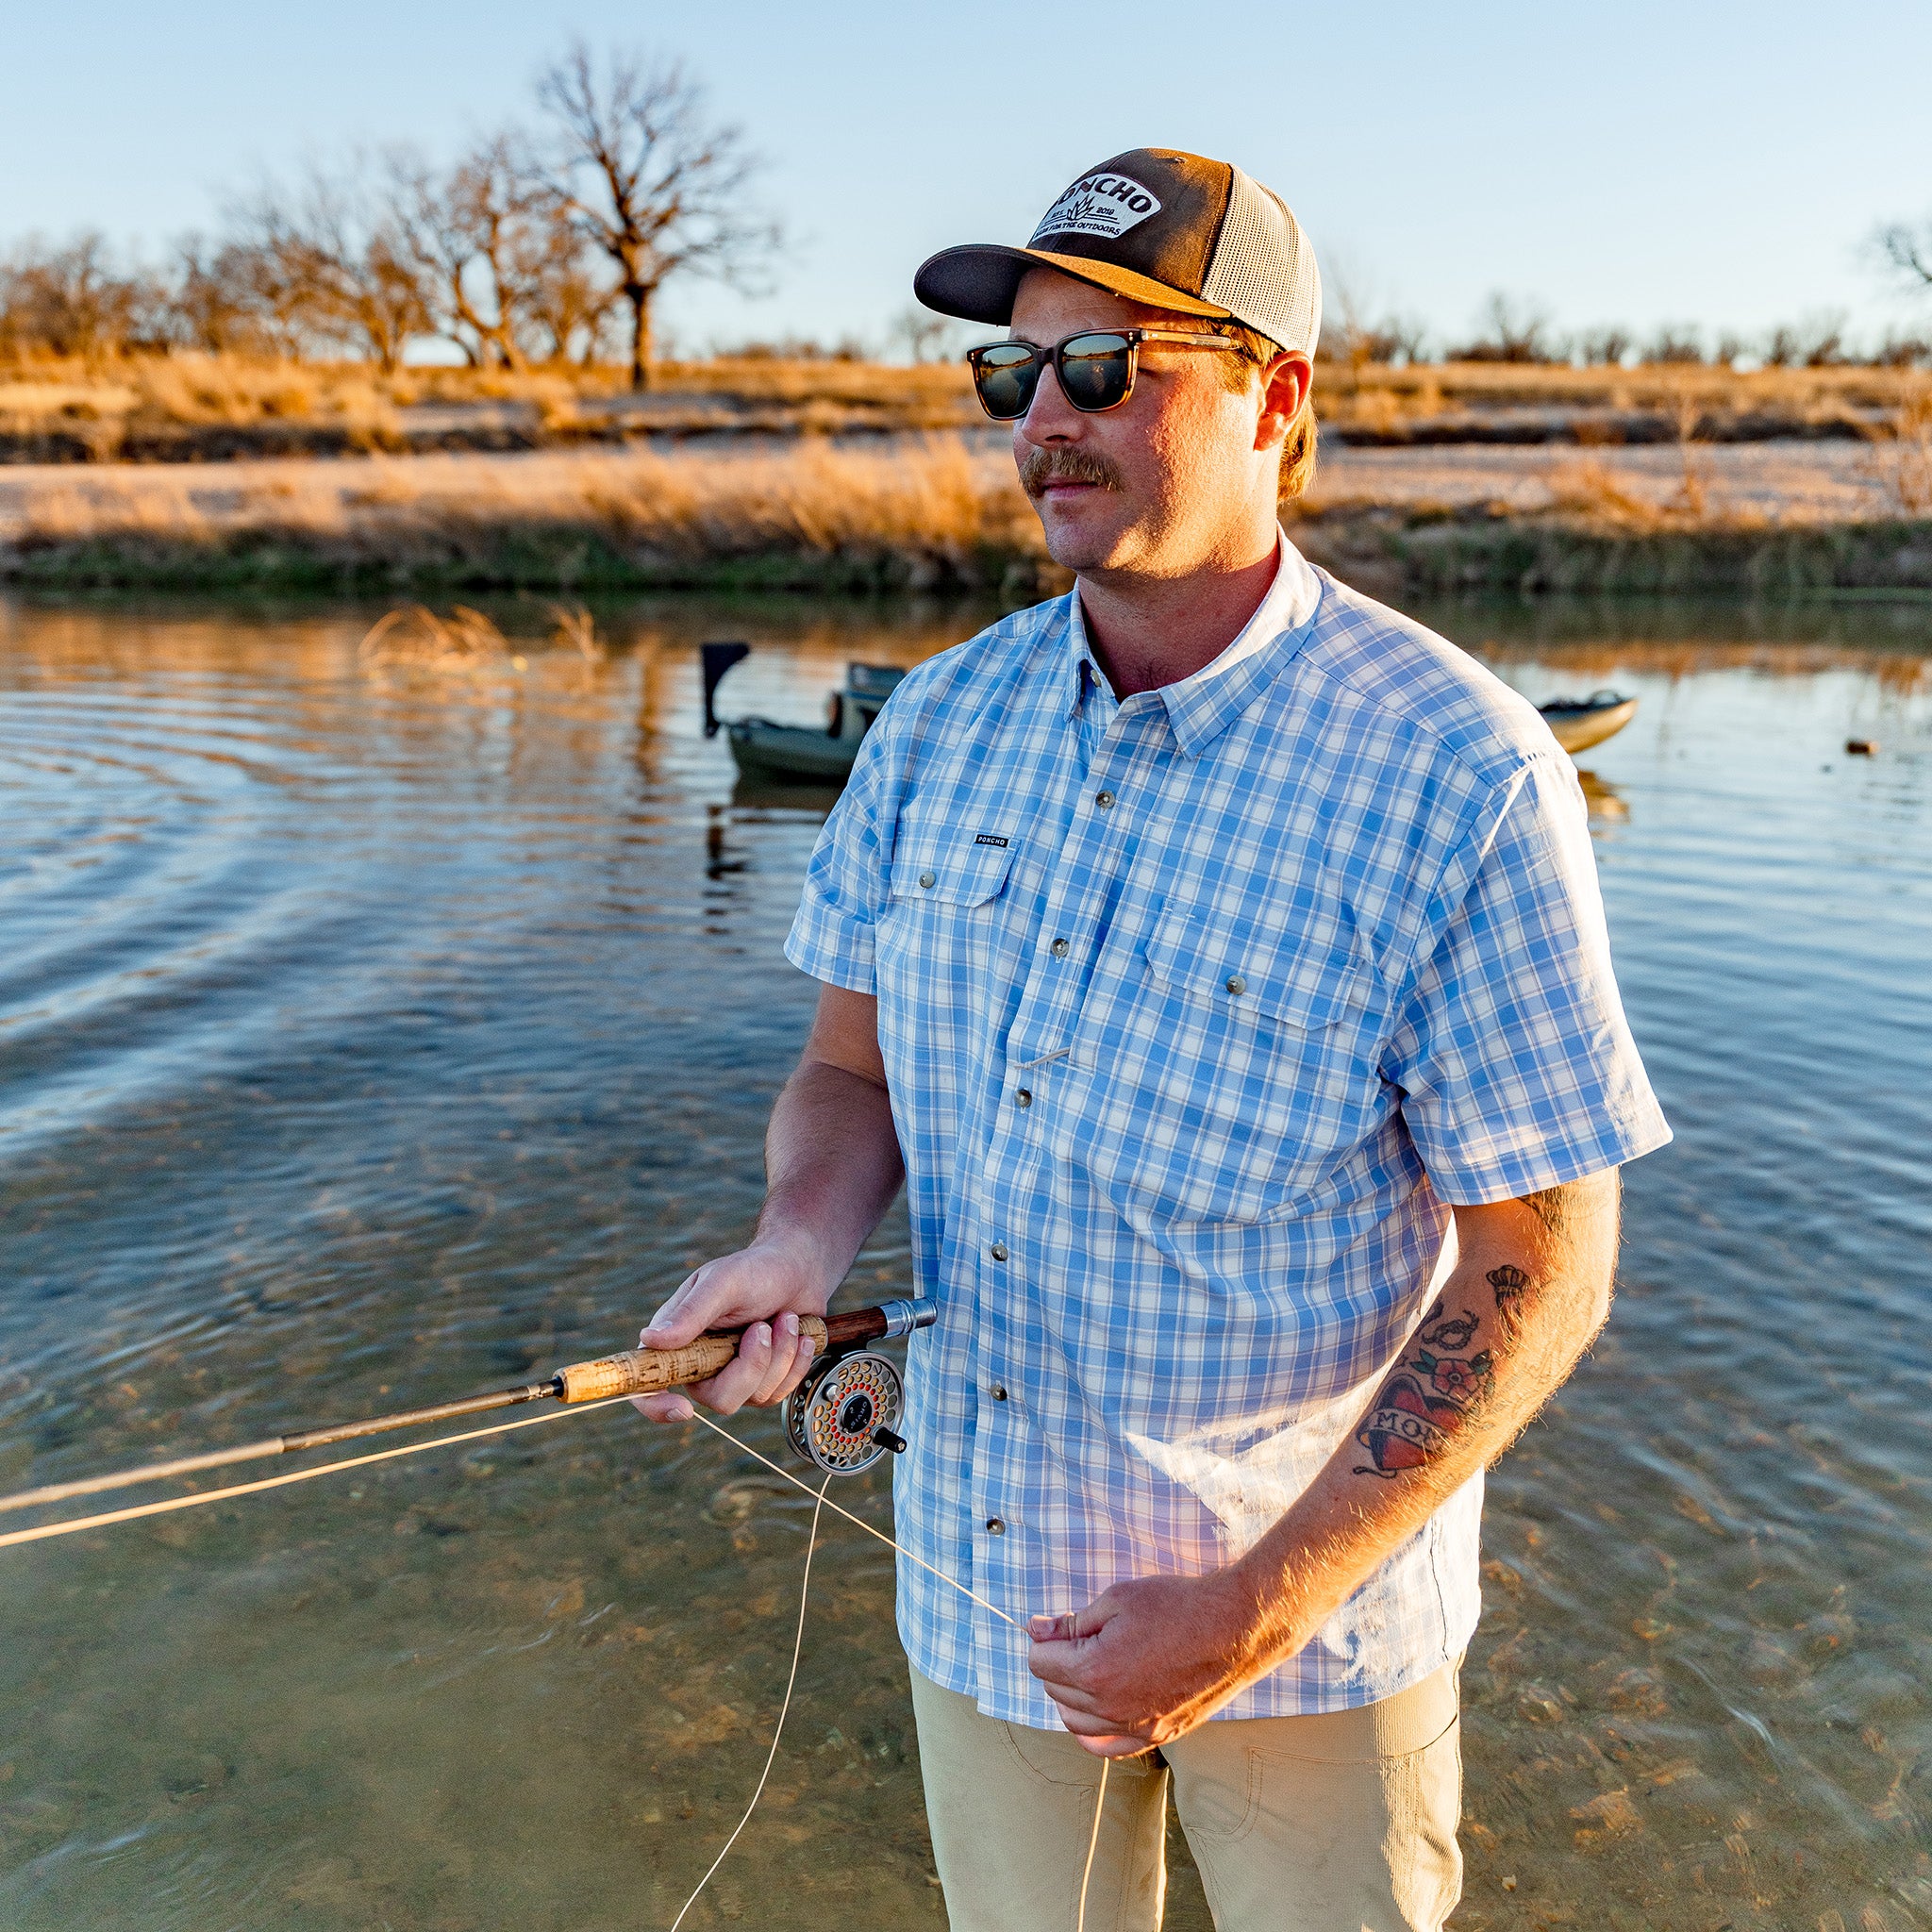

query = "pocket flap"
[
  {"left": 1143, "top": 909, "right": 1378, "bottom": 1031},
  {"left": 889, "top": 828, "right": 1016, "bottom": 908}
]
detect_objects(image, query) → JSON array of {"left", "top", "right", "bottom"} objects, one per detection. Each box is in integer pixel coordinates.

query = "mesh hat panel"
[
  {"left": 914, "top": 146, "right": 1322, "bottom": 357},
  {"left": 1199, "top": 168, "right": 1323, "bottom": 356}
]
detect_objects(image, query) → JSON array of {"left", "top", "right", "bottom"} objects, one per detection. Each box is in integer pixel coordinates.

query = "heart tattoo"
[{"left": 1354, "top": 1295, "right": 1499, "bottom": 1479}]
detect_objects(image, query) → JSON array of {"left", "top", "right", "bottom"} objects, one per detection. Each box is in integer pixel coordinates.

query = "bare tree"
[
  {"left": 1345, "top": 313, "right": 1431, "bottom": 367},
  {"left": 1641, "top": 323, "right": 1705, "bottom": 366},
  {"left": 166, "top": 235, "right": 287, "bottom": 355},
  {"left": 517, "top": 218, "right": 623, "bottom": 363},
  {"left": 1448, "top": 292, "right": 1564, "bottom": 364},
  {"left": 0, "top": 233, "right": 159, "bottom": 361},
  {"left": 535, "top": 42, "right": 778, "bottom": 391},
  {"left": 1576, "top": 325, "right": 1634, "bottom": 367},
  {"left": 1874, "top": 217, "right": 1932, "bottom": 290},
  {"left": 230, "top": 161, "right": 432, "bottom": 372},
  {"left": 1761, "top": 312, "right": 1847, "bottom": 369},
  {"left": 1872, "top": 328, "right": 1932, "bottom": 369},
  {"left": 891, "top": 306, "right": 974, "bottom": 364},
  {"left": 391, "top": 136, "right": 547, "bottom": 369}
]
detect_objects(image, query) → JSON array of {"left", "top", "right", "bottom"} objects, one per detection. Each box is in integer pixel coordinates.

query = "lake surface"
[{"left": 0, "top": 588, "right": 1927, "bottom": 1932}]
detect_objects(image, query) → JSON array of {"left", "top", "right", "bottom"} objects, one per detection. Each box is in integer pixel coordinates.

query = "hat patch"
[{"left": 1030, "top": 173, "right": 1162, "bottom": 245}]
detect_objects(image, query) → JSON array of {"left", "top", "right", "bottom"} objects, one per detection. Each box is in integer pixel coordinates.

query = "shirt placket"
[{"left": 963, "top": 686, "right": 1169, "bottom": 1702}]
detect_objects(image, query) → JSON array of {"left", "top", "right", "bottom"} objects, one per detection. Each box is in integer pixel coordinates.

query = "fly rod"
[{"left": 0, "top": 1299, "right": 933, "bottom": 1520}]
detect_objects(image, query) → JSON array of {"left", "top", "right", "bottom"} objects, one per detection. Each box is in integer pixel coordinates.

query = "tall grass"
[
  {"left": 0, "top": 350, "right": 981, "bottom": 443},
  {"left": 6, "top": 348, "right": 1928, "bottom": 451},
  {"left": 0, "top": 436, "right": 1049, "bottom": 592},
  {"left": 1861, "top": 382, "right": 1932, "bottom": 514}
]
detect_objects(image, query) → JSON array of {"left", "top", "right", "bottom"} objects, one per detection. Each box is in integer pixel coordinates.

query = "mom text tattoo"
[
  {"left": 1354, "top": 1297, "right": 1495, "bottom": 1478},
  {"left": 1352, "top": 1262, "right": 1538, "bottom": 1479}
]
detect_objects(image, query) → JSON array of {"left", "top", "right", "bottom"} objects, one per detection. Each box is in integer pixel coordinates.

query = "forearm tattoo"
[
  {"left": 1353, "top": 1265, "right": 1532, "bottom": 1479},
  {"left": 1488, "top": 1262, "right": 1529, "bottom": 1340}
]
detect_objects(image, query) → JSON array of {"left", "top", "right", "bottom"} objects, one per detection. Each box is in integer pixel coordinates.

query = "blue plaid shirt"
[{"left": 786, "top": 538, "right": 1670, "bottom": 1724}]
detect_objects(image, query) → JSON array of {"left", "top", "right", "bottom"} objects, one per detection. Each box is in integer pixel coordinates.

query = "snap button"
[
  {"left": 989, "top": 1241, "right": 1008, "bottom": 1262},
  {"left": 1050, "top": 938, "right": 1069, "bottom": 958},
  {"left": 1225, "top": 974, "right": 1247, "bottom": 995},
  {"left": 919, "top": 871, "right": 937, "bottom": 890},
  {"left": 986, "top": 1518, "right": 1006, "bottom": 1536},
  {"left": 1094, "top": 791, "right": 1115, "bottom": 808},
  {"left": 1014, "top": 1089, "right": 1032, "bottom": 1108},
  {"left": 991, "top": 1384, "right": 1008, "bottom": 1401}
]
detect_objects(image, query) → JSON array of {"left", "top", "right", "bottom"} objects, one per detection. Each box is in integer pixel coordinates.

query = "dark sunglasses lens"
[
  {"left": 1057, "top": 334, "right": 1133, "bottom": 411},
  {"left": 972, "top": 344, "right": 1040, "bottom": 420}
]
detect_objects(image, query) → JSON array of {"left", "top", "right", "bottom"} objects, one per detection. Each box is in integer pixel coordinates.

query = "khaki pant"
[{"left": 909, "top": 1662, "right": 1462, "bottom": 1932}]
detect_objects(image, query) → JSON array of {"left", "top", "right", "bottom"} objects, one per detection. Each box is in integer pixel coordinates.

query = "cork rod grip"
[{"left": 554, "top": 1316, "right": 831, "bottom": 1404}]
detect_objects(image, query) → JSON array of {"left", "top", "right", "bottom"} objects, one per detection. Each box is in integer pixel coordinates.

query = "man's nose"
[{"left": 1019, "top": 358, "right": 1084, "bottom": 443}]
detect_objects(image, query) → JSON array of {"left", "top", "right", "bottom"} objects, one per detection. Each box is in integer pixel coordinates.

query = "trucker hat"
[{"left": 914, "top": 147, "right": 1322, "bottom": 358}]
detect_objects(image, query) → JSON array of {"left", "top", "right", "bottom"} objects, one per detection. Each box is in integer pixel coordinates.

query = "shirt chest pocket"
[
  {"left": 874, "top": 824, "right": 1019, "bottom": 1013},
  {"left": 886, "top": 833, "right": 1016, "bottom": 910},
  {"left": 1068, "top": 907, "right": 1390, "bottom": 1224}
]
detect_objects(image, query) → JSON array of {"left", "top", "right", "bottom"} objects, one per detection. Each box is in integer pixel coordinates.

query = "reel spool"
[{"left": 785, "top": 1351, "right": 907, "bottom": 1476}]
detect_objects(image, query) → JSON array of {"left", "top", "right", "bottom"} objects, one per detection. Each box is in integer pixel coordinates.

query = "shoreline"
[{"left": 2, "top": 438, "right": 1927, "bottom": 602}]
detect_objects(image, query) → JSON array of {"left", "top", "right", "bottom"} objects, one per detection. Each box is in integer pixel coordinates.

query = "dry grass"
[
  {"left": 0, "top": 353, "right": 402, "bottom": 441},
  {"left": 5, "top": 421, "right": 1925, "bottom": 601},
  {"left": 1542, "top": 458, "right": 1674, "bottom": 529},
  {"left": 1860, "top": 381, "right": 1932, "bottom": 514},
  {"left": 7, "top": 348, "right": 1929, "bottom": 457},
  {"left": 354, "top": 597, "right": 611, "bottom": 691},
  {"left": 1318, "top": 358, "right": 1928, "bottom": 436},
  {"left": 0, "top": 436, "right": 1047, "bottom": 591},
  {"left": 0, "top": 350, "right": 979, "bottom": 447},
  {"left": 546, "top": 600, "right": 602, "bottom": 660},
  {"left": 358, "top": 602, "right": 510, "bottom": 673}
]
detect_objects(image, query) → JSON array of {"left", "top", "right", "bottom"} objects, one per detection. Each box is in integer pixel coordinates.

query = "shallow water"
[{"left": 0, "top": 589, "right": 1926, "bottom": 1931}]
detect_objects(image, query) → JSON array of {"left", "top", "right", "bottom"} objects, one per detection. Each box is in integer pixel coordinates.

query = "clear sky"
[{"left": 4, "top": 0, "right": 1930, "bottom": 357}]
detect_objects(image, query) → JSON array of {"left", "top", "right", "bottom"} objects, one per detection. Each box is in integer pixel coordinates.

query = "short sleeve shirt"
[{"left": 786, "top": 538, "right": 1671, "bottom": 1724}]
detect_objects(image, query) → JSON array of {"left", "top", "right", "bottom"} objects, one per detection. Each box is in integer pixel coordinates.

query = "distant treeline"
[
  {"left": 1331, "top": 291, "right": 1932, "bottom": 373},
  {"left": 0, "top": 42, "right": 777, "bottom": 391},
  {"left": 5, "top": 68, "right": 1930, "bottom": 382}
]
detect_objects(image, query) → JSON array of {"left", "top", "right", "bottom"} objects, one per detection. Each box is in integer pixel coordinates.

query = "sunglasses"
[{"left": 966, "top": 328, "right": 1240, "bottom": 421}]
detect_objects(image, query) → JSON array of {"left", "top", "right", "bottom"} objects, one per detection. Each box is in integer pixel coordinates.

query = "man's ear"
[{"left": 1255, "top": 352, "right": 1313, "bottom": 453}]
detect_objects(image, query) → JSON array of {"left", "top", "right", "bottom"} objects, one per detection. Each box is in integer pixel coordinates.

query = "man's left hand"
[{"left": 1026, "top": 1567, "right": 1278, "bottom": 1757}]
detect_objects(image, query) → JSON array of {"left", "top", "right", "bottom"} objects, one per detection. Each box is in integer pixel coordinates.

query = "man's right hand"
[{"left": 630, "top": 1236, "right": 828, "bottom": 1424}]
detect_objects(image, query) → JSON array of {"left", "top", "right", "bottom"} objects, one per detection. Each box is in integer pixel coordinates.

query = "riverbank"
[
  {"left": 2, "top": 435, "right": 1929, "bottom": 601},
  {"left": 5, "top": 352, "right": 1927, "bottom": 464}
]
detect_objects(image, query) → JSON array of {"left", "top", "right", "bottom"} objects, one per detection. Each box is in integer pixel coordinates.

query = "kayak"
[
  {"left": 1539, "top": 691, "right": 1638, "bottom": 756},
  {"left": 701, "top": 643, "right": 906, "bottom": 785}
]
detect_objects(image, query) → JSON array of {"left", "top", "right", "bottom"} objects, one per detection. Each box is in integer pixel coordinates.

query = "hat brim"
[{"left": 913, "top": 244, "right": 1230, "bottom": 329}]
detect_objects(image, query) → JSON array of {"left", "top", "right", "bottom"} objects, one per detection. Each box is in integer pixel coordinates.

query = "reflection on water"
[{"left": 0, "top": 589, "right": 1927, "bottom": 1932}]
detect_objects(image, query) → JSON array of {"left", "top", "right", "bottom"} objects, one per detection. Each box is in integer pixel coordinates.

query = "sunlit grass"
[
  {"left": 4, "top": 350, "right": 1926, "bottom": 450},
  {"left": 0, "top": 436, "right": 1047, "bottom": 591}
]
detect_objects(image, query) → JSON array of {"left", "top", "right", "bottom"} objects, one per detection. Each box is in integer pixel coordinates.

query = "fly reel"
[{"left": 785, "top": 1350, "right": 907, "bottom": 1476}]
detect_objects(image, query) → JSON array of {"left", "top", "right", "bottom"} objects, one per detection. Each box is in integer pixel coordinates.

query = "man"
[{"left": 637, "top": 147, "right": 1670, "bottom": 1930}]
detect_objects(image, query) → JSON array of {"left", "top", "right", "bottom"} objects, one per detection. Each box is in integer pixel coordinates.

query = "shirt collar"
[{"left": 1061, "top": 528, "right": 1324, "bottom": 758}]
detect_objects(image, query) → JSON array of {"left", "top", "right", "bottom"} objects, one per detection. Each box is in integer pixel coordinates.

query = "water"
[{"left": 0, "top": 589, "right": 1926, "bottom": 1931}]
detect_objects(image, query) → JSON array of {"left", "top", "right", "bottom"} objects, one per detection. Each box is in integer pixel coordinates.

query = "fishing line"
[
  {"left": 4, "top": 1391, "right": 1013, "bottom": 1636},
  {"left": 3, "top": 1364, "right": 1110, "bottom": 1924},
  {"left": 683, "top": 1407, "right": 1024, "bottom": 1631},
  {"left": 670, "top": 1474, "right": 830, "bottom": 1932},
  {"left": 686, "top": 1407, "right": 1109, "bottom": 1932},
  {"left": 1076, "top": 1757, "right": 1111, "bottom": 1932}
]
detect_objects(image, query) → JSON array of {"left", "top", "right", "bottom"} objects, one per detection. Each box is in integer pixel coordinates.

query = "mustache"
[{"left": 1018, "top": 445, "right": 1125, "bottom": 498}]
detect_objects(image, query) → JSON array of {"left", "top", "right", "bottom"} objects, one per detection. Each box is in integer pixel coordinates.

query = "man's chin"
[{"left": 1035, "top": 496, "right": 1132, "bottom": 574}]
